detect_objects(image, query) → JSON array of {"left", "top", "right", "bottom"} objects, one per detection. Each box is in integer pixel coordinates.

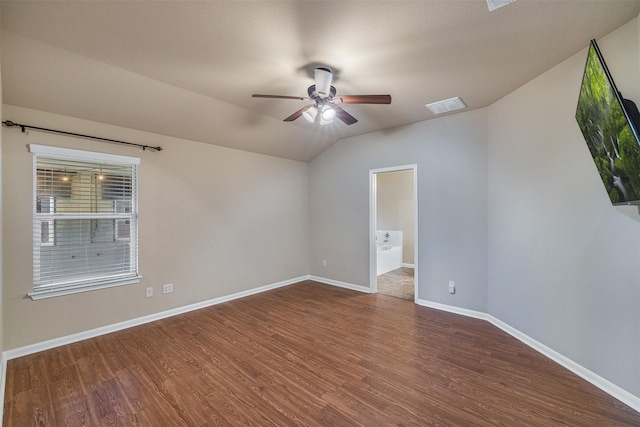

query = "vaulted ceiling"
[{"left": 2, "top": 1, "right": 640, "bottom": 161}]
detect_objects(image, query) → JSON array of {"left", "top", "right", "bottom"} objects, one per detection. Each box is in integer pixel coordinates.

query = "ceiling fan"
[{"left": 252, "top": 67, "right": 391, "bottom": 125}]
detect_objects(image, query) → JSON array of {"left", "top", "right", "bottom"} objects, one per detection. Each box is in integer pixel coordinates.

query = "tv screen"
[{"left": 575, "top": 39, "right": 640, "bottom": 205}]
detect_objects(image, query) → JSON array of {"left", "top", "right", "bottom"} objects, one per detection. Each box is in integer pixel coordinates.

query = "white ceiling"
[{"left": 2, "top": 1, "right": 640, "bottom": 162}]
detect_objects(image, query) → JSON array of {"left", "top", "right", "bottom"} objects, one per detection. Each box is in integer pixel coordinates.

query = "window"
[
  {"left": 37, "top": 195, "right": 55, "bottom": 246},
  {"left": 29, "top": 144, "right": 141, "bottom": 300}
]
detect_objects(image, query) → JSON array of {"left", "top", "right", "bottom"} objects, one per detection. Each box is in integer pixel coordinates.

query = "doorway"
[{"left": 370, "top": 165, "right": 418, "bottom": 302}]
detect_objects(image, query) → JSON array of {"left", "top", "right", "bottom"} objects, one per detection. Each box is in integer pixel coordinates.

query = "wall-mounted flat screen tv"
[{"left": 575, "top": 39, "right": 640, "bottom": 205}]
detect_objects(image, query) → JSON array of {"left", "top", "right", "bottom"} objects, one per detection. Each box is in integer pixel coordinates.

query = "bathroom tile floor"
[{"left": 377, "top": 267, "right": 414, "bottom": 300}]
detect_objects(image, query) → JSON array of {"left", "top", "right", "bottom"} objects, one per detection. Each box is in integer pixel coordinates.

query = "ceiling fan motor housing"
[
  {"left": 307, "top": 85, "right": 337, "bottom": 103},
  {"left": 313, "top": 67, "right": 334, "bottom": 96}
]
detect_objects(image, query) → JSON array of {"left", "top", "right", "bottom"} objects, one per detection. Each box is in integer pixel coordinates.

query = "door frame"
[{"left": 369, "top": 164, "right": 418, "bottom": 302}]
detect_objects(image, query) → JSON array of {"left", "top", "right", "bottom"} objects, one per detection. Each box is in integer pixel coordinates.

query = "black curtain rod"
[{"left": 2, "top": 120, "right": 163, "bottom": 152}]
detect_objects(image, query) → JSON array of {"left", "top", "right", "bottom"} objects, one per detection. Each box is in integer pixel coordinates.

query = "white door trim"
[{"left": 369, "top": 164, "right": 418, "bottom": 302}]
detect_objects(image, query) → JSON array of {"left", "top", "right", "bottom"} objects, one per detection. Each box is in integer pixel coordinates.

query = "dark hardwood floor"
[{"left": 4, "top": 281, "right": 640, "bottom": 426}]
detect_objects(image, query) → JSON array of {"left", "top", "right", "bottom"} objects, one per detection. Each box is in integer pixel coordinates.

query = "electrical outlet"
[
  {"left": 163, "top": 283, "right": 174, "bottom": 294},
  {"left": 145, "top": 287, "right": 153, "bottom": 298},
  {"left": 322, "top": 260, "right": 327, "bottom": 267},
  {"left": 448, "top": 281, "right": 455, "bottom": 294}
]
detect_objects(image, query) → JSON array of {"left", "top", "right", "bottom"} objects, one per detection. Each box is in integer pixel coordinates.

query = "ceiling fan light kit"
[
  {"left": 252, "top": 67, "right": 391, "bottom": 126},
  {"left": 320, "top": 104, "right": 337, "bottom": 125},
  {"left": 302, "top": 106, "right": 318, "bottom": 123}
]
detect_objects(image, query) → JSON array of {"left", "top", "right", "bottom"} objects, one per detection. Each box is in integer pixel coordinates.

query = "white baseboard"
[
  {"left": 401, "top": 263, "right": 415, "bottom": 269},
  {"left": 3, "top": 279, "right": 638, "bottom": 416},
  {"left": 0, "top": 275, "right": 375, "bottom": 361},
  {"left": 308, "top": 275, "right": 371, "bottom": 293},
  {"left": 417, "top": 298, "right": 640, "bottom": 413},
  {"left": 3, "top": 276, "right": 307, "bottom": 361},
  {"left": 417, "top": 298, "right": 489, "bottom": 321}
]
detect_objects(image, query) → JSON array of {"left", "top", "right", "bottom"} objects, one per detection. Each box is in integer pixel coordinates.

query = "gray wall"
[
  {"left": 488, "top": 18, "right": 640, "bottom": 396},
  {"left": 310, "top": 109, "right": 489, "bottom": 311},
  {"left": 309, "top": 14, "right": 640, "bottom": 401}
]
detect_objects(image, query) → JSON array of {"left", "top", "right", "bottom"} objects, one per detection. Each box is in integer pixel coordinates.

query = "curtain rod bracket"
[{"left": 2, "top": 120, "right": 163, "bottom": 152}]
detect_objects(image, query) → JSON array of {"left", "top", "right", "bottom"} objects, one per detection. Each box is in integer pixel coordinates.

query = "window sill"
[{"left": 28, "top": 276, "right": 142, "bottom": 300}]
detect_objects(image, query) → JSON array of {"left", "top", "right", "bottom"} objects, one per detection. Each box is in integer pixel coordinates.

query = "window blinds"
[{"left": 29, "top": 144, "right": 140, "bottom": 299}]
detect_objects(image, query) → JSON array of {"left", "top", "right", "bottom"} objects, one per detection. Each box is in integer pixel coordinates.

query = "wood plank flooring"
[{"left": 4, "top": 281, "right": 640, "bottom": 426}]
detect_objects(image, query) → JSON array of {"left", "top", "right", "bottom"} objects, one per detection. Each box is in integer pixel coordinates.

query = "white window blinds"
[{"left": 29, "top": 144, "right": 141, "bottom": 299}]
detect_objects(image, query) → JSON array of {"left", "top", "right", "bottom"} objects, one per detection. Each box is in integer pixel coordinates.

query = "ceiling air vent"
[
  {"left": 486, "top": 0, "right": 516, "bottom": 12},
  {"left": 425, "top": 97, "right": 466, "bottom": 115}
]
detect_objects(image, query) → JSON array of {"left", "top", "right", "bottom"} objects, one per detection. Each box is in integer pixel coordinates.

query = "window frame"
[{"left": 28, "top": 144, "right": 142, "bottom": 300}]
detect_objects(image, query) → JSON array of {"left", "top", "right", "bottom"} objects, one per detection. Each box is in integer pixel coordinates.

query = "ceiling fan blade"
[
  {"left": 284, "top": 105, "right": 314, "bottom": 122},
  {"left": 335, "top": 95, "right": 392, "bottom": 104},
  {"left": 252, "top": 94, "right": 309, "bottom": 101},
  {"left": 332, "top": 105, "right": 358, "bottom": 125}
]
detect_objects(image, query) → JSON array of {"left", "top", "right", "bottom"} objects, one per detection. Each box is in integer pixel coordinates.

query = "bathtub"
[{"left": 377, "top": 244, "right": 403, "bottom": 276}]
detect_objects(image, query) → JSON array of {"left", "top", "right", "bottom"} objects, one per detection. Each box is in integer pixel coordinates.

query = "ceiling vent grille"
[
  {"left": 486, "top": 0, "right": 516, "bottom": 12},
  {"left": 425, "top": 97, "right": 466, "bottom": 115}
]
